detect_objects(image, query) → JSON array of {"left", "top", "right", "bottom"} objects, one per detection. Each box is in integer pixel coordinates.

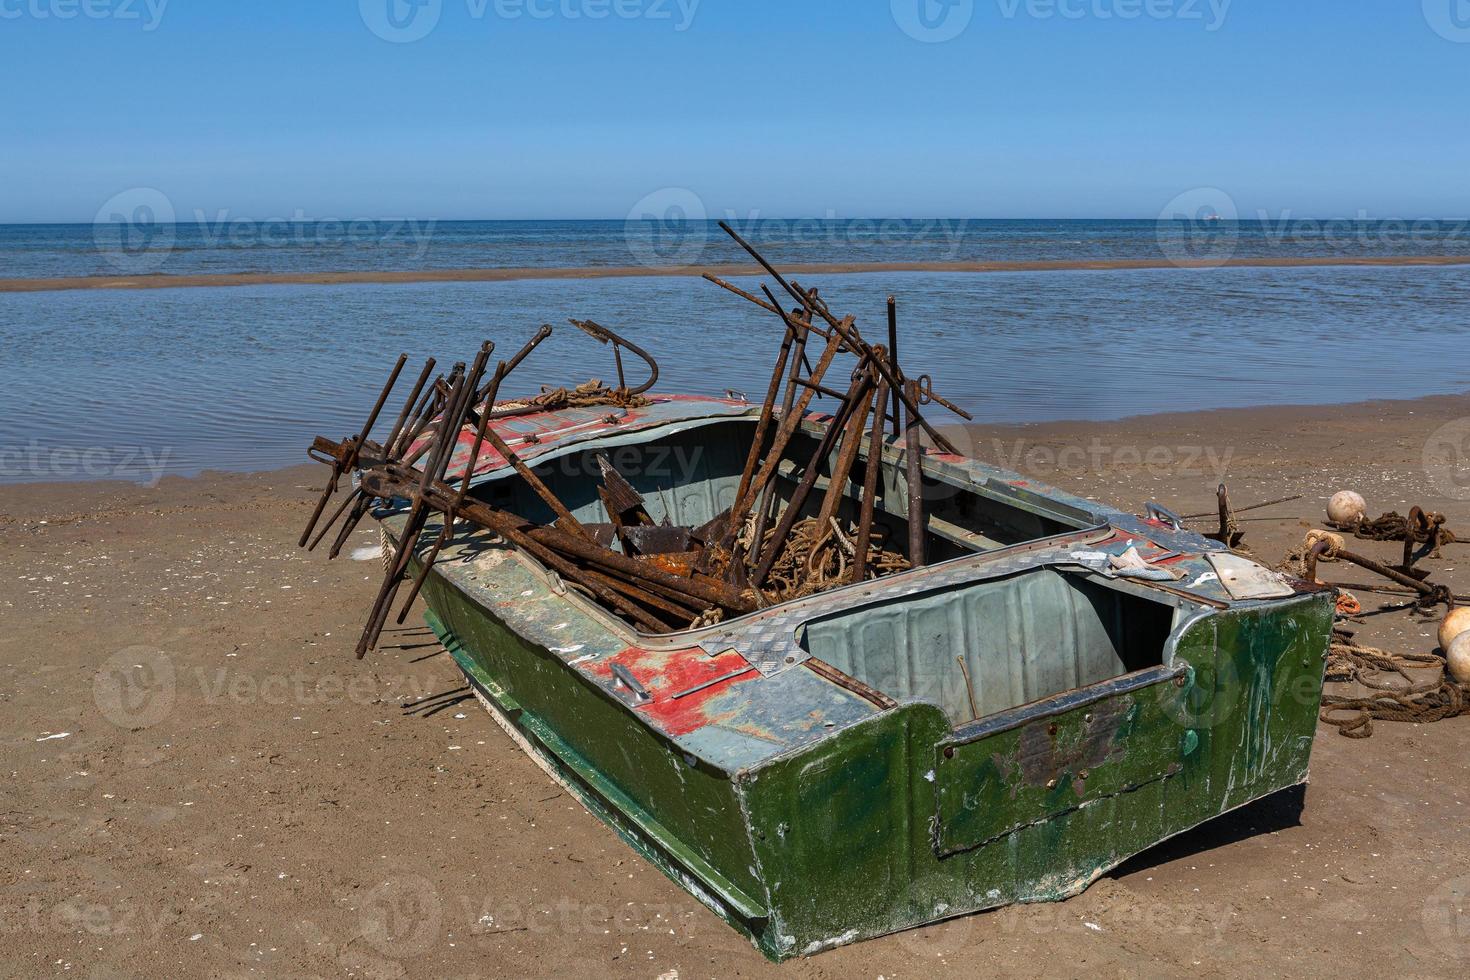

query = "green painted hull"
[
  {"left": 371, "top": 395, "right": 1333, "bottom": 960},
  {"left": 415, "top": 554, "right": 1332, "bottom": 960}
]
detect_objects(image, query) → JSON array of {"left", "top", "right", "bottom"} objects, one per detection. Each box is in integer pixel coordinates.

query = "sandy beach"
[
  {"left": 7, "top": 253, "right": 1470, "bottom": 293},
  {"left": 3, "top": 393, "right": 1468, "bottom": 977}
]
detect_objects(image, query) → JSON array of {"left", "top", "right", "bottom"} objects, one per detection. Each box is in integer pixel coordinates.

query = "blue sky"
[{"left": 2, "top": 0, "right": 1467, "bottom": 221}]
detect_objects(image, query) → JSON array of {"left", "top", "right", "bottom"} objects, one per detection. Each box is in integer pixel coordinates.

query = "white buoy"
[
  {"left": 1439, "top": 606, "right": 1470, "bottom": 653},
  {"left": 1327, "top": 491, "right": 1367, "bottom": 525},
  {"left": 1447, "top": 632, "right": 1470, "bottom": 686}
]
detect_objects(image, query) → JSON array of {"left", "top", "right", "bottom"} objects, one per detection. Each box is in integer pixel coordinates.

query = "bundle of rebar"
[{"left": 299, "top": 227, "right": 972, "bottom": 655}]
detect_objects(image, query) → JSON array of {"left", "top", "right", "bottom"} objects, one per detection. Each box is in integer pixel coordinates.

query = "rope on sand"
[
  {"left": 1320, "top": 637, "right": 1469, "bottom": 738},
  {"left": 1330, "top": 510, "right": 1459, "bottom": 548}
]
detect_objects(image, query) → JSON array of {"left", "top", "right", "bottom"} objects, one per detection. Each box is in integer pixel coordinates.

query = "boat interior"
[
  {"left": 470, "top": 417, "right": 1183, "bottom": 727},
  {"left": 471, "top": 417, "right": 1090, "bottom": 559}
]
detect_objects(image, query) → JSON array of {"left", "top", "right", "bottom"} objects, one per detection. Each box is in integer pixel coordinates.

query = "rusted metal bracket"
[{"left": 569, "top": 319, "right": 659, "bottom": 398}]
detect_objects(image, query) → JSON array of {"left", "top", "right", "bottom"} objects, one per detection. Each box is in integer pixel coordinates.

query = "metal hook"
[{"left": 569, "top": 319, "right": 660, "bottom": 397}]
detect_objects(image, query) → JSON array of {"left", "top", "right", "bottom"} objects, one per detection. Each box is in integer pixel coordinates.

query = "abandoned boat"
[{"left": 370, "top": 392, "right": 1333, "bottom": 960}]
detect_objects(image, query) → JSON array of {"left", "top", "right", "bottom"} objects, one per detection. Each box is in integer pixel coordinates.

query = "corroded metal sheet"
[{"left": 932, "top": 668, "right": 1188, "bottom": 856}]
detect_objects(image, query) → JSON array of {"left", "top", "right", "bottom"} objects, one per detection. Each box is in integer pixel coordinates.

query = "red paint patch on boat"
[{"left": 585, "top": 645, "right": 758, "bottom": 737}]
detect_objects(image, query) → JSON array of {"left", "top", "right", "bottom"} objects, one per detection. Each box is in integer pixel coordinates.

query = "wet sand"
[
  {"left": 6, "top": 253, "right": 1470, "bottom": 292},
  {"left": 3, "top": 393, "right": 1469, "bottom": 977}
]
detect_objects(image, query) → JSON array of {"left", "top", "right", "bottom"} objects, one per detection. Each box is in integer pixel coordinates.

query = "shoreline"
[
  {"left": 3, "top": 389, "right": 1466, "bottom": 496},
  {"left": 6, "top": 252, "right": 1470, "bottom": 293}
]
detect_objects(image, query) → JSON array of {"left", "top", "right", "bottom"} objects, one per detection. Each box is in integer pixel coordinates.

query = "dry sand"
[
  {"left": 6, "top": 254, "right": 1470, "bottom": 293},
  {"left": 3, "top": 393, "right": 1469, "bottom": 978}
]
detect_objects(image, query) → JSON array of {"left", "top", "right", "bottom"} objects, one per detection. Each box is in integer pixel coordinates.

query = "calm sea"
[
  {"left": 1, "top": 220, "right": 1468, "bottom": 483},
  {"left": 8, "top": 218, "right": 1470, "bottom": 279}
]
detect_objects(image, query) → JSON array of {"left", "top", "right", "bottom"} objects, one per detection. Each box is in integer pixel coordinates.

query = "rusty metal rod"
[
  {"left": 716, "top": 221, "right": 959, "bottom": 453},
  {"left": 578, "top": 566, "right": 706, "bottom": 623},
  {"left": 904, "top": 378, "right": 927, "bottom": 568},
  {"left": 309, "top": 484, "right": 365, "bottom": 553},
  {"left": 352, "top": 463, "right": 760, "bottom": 615},
  {"left": 852, "top": 378, "right": 890, "bottom": 584},
  {"left": 359, "top": 349, "right": 489, "bottom": 657},
  {"left": 359, "top": 358, "right": 480, "bottom": 653},
  {"left": 727, "top": 318, "right": 848, "bottom": 535},
  {"left": 299, "top": 353, "right": 407, "bottom": 547},
  {"left": 403, "top": 362, "right": 466, "bottom": 467},
  {"left": 887, "top": 296, "right": 902, "bottom": 440},
  {"left": 791, "top": 377, "right": 851, "bottom": 401},
  {"left": 817, "top": 376, "right": 879, "bottom": 528},
  {"left": 328, "top": 482, "right": 382, "bottom": 559},
  {"left": 730, "top": 291, "right": 801, "bottom": 523},
  {"left": 392, "top": 383, "right": 446, "bottom": 460},
  {"left": 478, "top": 425, "right": 591, "bottom": 540},
  {"left": 702, "top": 273, "right": 833, "bottom": 343},
  {"left": 1336, "top": 549, "right": 1440, "bottom": 597},
  {"left": 477, "top": 324, "right": 553, "bottom": 402},
  {"left": 752, "top": 368, "right": 874, "bottom": 589},
  {"left": 383, "top": 357, "right": 437, "bottom": 463},
  {"left": 482, "top": 519, "right": 670, "bottom": 634},
  {"left": 749, "top": 302, "right": 817, "bottom": 564},
  {"left": 394, "top": 358, "right": 509, "bottom": 624},
  {"left": 1182, "top": 493, "right": 1304, "bottom": 521}
]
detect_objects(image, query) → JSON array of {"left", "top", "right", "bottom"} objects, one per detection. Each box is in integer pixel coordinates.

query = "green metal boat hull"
[
  {"left": 416, "top": 558, "right": 1331, "bottom": 960},
  {"left": 369, "top": 395, "right": 1333, "bottom": 960}
]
